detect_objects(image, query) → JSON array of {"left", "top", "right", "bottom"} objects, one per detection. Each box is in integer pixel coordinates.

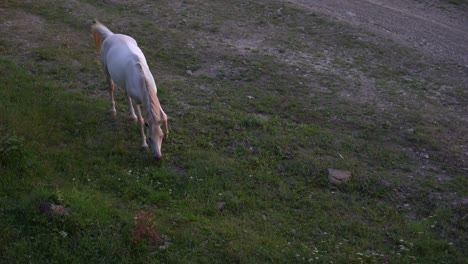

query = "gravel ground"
[{"left": 284, "top": 0, "right": 468, "bottom": 66}]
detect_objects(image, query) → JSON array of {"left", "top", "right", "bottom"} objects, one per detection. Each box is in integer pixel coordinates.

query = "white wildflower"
[{"left": 59, "top": 231, "right": 68, "bottom": 238}]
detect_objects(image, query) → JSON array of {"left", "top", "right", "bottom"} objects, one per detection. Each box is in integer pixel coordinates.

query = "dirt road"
[{"left": 284, "top": 0, "right": 468, "bottom": 66}]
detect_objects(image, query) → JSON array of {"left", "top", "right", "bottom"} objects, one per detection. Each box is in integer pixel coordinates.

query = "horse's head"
[{"left": 145, "top": 115, "right": 168, "bottom": 161}]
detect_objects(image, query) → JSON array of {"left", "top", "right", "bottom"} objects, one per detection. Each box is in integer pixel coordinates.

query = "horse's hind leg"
[
  {"left": 127, "top": 96, "right": 138, "bottom": 123},
  {"left": 107, "top": 77, "right": 116, "bottom": 116}
]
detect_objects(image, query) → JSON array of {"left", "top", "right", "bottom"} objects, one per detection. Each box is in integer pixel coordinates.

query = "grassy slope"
[{"left": 0, "top": 0, "right": 466, "bottom": 263}]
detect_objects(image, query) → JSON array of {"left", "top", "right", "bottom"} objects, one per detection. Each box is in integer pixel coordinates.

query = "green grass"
[
  {"left": 0, "top": 0, "right": 466, "bottom": 263},
  {"left": 447, "top": 0, "right": 468, "bottom": 5}
]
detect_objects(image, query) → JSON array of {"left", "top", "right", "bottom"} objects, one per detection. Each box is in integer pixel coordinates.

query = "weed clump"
[
  {"left": 0, "top": 135, "right": 31, "bottom": 175},
  {"left": 131, "top": 211, "right": 162, "bottom": 247}
]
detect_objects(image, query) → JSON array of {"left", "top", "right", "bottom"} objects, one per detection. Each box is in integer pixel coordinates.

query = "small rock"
[
  {"left": 262, "top": 214, "right": 267, "bottom": 221},
  {"left": 345, "top": 11, "right": 356, "bottom": 17},
  {"left": 39, "top": 203, "right": 71, "bottom": 217},
  {"left": 217, "top": 202, "right": 225, "bottom": 212},
  {"left": 160, "top": 233, "right": 172, "bottom": 242},
  {"left": 185, "top": 69, "right": 193, "bottom": 76},
  {"left": 158, "top": 241, "right": 173, "bottom": 251},
  {"left": 402, "top": 76, "right": 413, "bottom": 82},
  {"left": 381, "top": 179, "right": 393, "bottom": 187},
  {"left": 153, "top": 234, "right": 173, "bottom": 253},
  {"left": 328, "top": 169, "right": 351, "bottom": 185}
]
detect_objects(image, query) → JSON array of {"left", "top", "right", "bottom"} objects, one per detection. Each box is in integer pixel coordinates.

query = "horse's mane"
[
  {"left": 139, "top": 63, "right": 161, "bottom": 125},
  {"left": 145, "top": 79, "right": 162, "bottom": 125}
]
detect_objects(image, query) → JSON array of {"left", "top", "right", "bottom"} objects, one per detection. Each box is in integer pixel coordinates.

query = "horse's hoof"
[
  {"left": 110, "top": 110, "right": 117, "bottom": 117},
  {"left": 141, "top": 145, "right": 149, "bottom": 152}
]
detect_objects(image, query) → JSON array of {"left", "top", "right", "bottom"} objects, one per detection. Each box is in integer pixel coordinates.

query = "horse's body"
[{"left": 92, "top": 21, "right": 168, "bottom": 160}]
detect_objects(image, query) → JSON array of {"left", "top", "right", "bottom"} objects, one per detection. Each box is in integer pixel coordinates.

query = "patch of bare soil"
[
  {"left": 102, "top": 0, "right": 145, "bottom": 4},
  {"left": 0, "top": 8, "right": 48, "bottom": 51},
  {"left": 284, "top": 0, "right": 468, "bottom": 66}
]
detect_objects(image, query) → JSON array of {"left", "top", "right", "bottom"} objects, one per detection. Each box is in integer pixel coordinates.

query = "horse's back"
[
  {"left": 103, "top": 34, "right": 141, "bottom": 59},
  {"left": 102, "top": 34, "right": 146, "bottom": 90}
]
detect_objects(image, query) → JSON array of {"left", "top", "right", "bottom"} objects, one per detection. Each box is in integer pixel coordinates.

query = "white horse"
[{"left": 91, "top": 21, "right": 168, "bottom": 160}]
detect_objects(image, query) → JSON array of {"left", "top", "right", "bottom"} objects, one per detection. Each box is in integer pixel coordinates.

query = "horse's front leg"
[
  {"left": 127, "top": 96, "right": 138, "bottom": 123},
  {"left": 160, "top": 106, "right": 169, "bottom": 139},
  {"left": 134, "top": 103, "right": 148, "bottom": 151}
]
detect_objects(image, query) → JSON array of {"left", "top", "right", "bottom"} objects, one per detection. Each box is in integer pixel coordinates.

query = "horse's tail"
[{"left": 91, "top": 20, "right": 114, "bottom": 54}]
